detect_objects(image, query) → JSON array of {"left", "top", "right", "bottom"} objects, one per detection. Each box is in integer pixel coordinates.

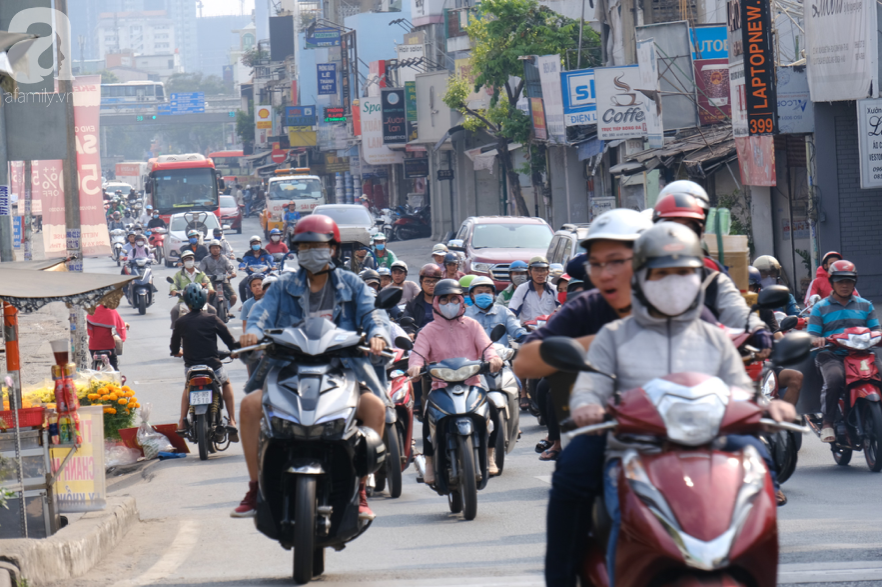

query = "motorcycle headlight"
[
  {"left": 843, "top": 331, "right": 881, "bottom": 350},
  {"left": 472, "top": 263, "right": 492, "bottom": 273},
  {"left": 761, "top": 371, "right": 776, "bottom": 399},
  {"left": 430, "top": 364, "right": 482, "bottom": 382},
  {"left": 136, "top": 258, "right": 147, "bottom": 267},
  {"left": 656, "top": 394, "right": 726, "bottom": 446}
]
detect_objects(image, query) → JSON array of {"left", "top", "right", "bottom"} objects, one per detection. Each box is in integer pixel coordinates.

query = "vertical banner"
[
  {"left": 595, "top": 65, "right": 648, "bottom": 141},
  {"left": 381, "top": 89, "right": 407, "bottom": 144},
  {"left": 636, "top": 39, "right": 664, "bottom": 148},
  {"left": 39, "top": 160, "right": 67, "bottom": 257},
  {"left": 361, "top": 97, "right": 404, "bottom": 165},
  {"left": 536, "top": 55, "right": 566, "bottom": 144},
  {"left": 694, "top": 58, "right": 731, "bottom": 125},
  {"left": 317, "top": 63, "right": 337, "bottom": 95},
  {"left": 72, "top": 75, "right": 110, "bottom": 256},
  {"left": 734, "top": 135, "right": 776, "bottom": 186},
  {"left": 530, "top": 98, "right": 548, "bottom": 140},
  {"left": 856, "top": 98, "right": 882, "bottom": 189},
  {"left": 737, "top": 0, "right": 776, "bottom": 134}
]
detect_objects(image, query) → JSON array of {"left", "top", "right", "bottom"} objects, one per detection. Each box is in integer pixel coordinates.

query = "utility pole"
[
  {"left": 57, "top": 0, "right": 88, "bottom": 368},
  {"left": 0, "top": 86, "right": 11, "bottom": 262},
  {"left": 23, "top": 161, "right": 31, "bottom": 261}
]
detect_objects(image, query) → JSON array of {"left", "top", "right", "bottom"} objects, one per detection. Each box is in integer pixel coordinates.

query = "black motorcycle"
[
  {"left": 207, "top": 274, "right": 232, "bottom": 323},
  {"left": 183, "top": 353, "right": 232, "bottom": 460},
  {"left": 124, "top": 257, "right": 155, "bottom": 315}
]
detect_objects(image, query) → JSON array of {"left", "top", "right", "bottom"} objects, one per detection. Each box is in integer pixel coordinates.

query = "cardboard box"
[{"left": 703, "top": 234, "right": 749, "bottom": 292}]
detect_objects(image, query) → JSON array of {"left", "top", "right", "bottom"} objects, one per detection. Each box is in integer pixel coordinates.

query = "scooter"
[
  {"left": 110, "top": 229, "right": 126, "bottom": 266},
  {"left": 207, "top": 273, "right": 232, "bottom": 323},
  {"left": 371, "top": 348, "right": 414, "bottom": 499},
  {"left": 804, "top": 327, "right": 882, "bottom": 471},
  {"left": 390, "top": 205, "right": 431, "bottom": 241},
  {"left": 775, "top": 294, "right": 819, "bottom": 334},
  {"left": 182, "top": 353, "right": 232, "bottom": 461},
  {"left": 123, "top": 257, "right": 155, "bottom": 315},
  {"left": 231, "top": 287, "right": 401, "bottom": 584},
  {"left": 538, "top": 331, "right": 814, "bottom": 587},
  {"left": 147, "top": 227, "right": 166, "bottom": 266},
  {"left": 398, "top": 323, "right": 506, "bottom": 521},
  {"left": 484, "top": 343, "right": 520, "bottom": 474}
]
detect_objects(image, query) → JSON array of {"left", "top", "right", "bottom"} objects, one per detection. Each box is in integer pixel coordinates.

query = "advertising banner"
[
  {"left": 734, "top": 135, "right": 776, "bottom": 186},
  {"left": 776, "top": 66, "right": 814, "bottom": 134},
  {"left": 636, "top": 39, "right": 664, "bottom": 148},
  {"left": 729, "top": 62, "right": 748, "bottom": 137},
  {"left": 72, "top": 75, "right": 110, "bottom": 256},
  {"left": 37, "top": 160, "right": 65, "bottom": 256},
  {"left": 804, "top": 0, "right": 877, "bottom": 101},
  {"left": 317, "top": 64, "right": 337, "bottom": 95},
  {"left": 536, "top": 55, "right": 566, "bottom": 143},
  {"left": 361, "top": 97, "right": 404, "bottom": 165},
  {"left": 560, "top": 68, "right": 597, "bottom": 126},
  {"left": 530, "top": 98, "right": 548, "bottom": 140},
  {"left": 50, "top": 406, "right": 105, "bottom": 512},
  {"left": 690, "top": 24, "right": 729, "bottom": 60},
  {"left": 381, "top": 89, "right": 407, "bottom": 144},
  {"left": 695, "top": 58, "right": 731, "bottom": 125},
  {"left": 285, "top": 105, "right": 316, "bottom": 127},
  {"left": 595, "top": 65, "right": 649, "bottom": 141},
  {"left": 396, "top": 43, "right": 425, "bottom": 85},
  {"left": 857, "top": 98, "right": 882, "bottom": 188},
  {"left": 734, "top": 0, "right": 777, "bottom": 134}
]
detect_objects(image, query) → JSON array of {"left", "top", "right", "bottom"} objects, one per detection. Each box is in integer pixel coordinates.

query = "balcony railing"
[{"left": 444, "top": 6, "right": 480, "bottom": 39}]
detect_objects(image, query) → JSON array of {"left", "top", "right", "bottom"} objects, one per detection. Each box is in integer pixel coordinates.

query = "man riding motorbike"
[
  {"left": 805, "top": 251, "right": 859, "bottom": 305},
  {"left": 350, "top": 245, "right": 377, "bottom": 273},
  {"left": 108, "top": 211, "right": 125, "bottom": 231},
  {"left": 147, "top": 209, "right": 166, "bottom": 229},
  {"left": 378, "top": 266, "right": 393, "bottom": 289},
  {"left": 464, "top": 276, "right": 527, "bottom": 347},
  {"left": 385, "top": 260, "right": 420, "bottom": 304},
  {"left": 283, "top": 201, "right": 301, "bottom": 226},
  {"left": 496, "top": 260, "right": 529, "bottom": 308},
  {"left": 171, "top": 283, "right": 239, "bottom": 440},
  {"left": 431, "top": 243, "right": 449, "bottom": 267},
  {"left": 169, "top": 250, "right": 214, "bottom": 328},
  {"left": 808, "top": 260, "right": 882, "bottom": 442},
  {"left": 234, "top": 215, "right": 390, "bottom": 522},
  {"left": 754, "top": 255, "right": 800, "bottom": 316},
  {"left": 240, "top": 274, "right": 265, "bottom": 331},
  {"left": 179, "top": 229, "right": 210, "bottom": 263},
  {"left": 199, "top": 240, "right": 238, "bottom": 309},
  {"left": 138, "top": 204, "right": 153, "bottom": 226},
  {"left": 571, "top": 222, "right": 796, "bottom": 587},
  {"left": 265, "top": 228, "right": 289, "bottom": 255},
  {"left": 372, "top": 233, "right": 397, "bottom": 269},
  {"left": 510, "top": 256, "right": 559, "bottom": 324},
  {"left": 212, "top": 228, "right": 235, "bottom": 258},
  {"left": 237, "top": 235, "right": 276, "bottom": 302},
  {"left": 406, "top": 279, "right": 504, "bottom": 480}
]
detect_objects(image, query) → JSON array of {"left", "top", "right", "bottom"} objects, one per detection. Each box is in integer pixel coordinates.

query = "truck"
[
  {"left": 114, "top": 162, "right": 149, "bottom": 193},
  {"left": 259, "top": 168, "right": 326, "bottom": 239}
]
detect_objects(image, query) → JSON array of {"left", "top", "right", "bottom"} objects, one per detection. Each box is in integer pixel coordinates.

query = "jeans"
[
  {"left": 603, "top": 435, "right": 778, "bottom": 587},
  {"left": 244, "top": 199, "right": 252, "bottom": 216},
  {"left": 545, "top": 434, "right": 607, "bottom": 587}
]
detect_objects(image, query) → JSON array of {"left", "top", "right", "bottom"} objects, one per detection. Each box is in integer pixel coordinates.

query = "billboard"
[{"left": 560, "top": 68, "right": 597, "bottom": 126}]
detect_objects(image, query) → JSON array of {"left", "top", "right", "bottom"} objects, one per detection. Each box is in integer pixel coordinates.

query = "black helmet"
[
  {"left": 443, "top": 253, "right": 459, "bottom": 265},
  {"left": 433, "top": 278, "right": 463, "bottom": 297},
  {"left": 632, "top": 222, "right": 704, "bottom": 272},
  {"left": 183, "top": 283, "right": 207, "bottom": 311},
  {"left": 359, "top": 268, "right": 380, "bottom": 286}
]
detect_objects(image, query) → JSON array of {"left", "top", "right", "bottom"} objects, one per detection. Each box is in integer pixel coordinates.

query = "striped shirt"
[{"left": 807, "top": 294, "right": 880, "bottom": 338}]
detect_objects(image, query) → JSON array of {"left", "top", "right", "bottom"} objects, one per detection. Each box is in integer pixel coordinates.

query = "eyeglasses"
[
  {"left": 438, "top": 295, "right": 458, "bottom": 304},
  {"left": 422, "top": 278, "right": 439, "bottom": 285},
  {"left": 587, "top": 257, "right": 633, "bottom": 274}
]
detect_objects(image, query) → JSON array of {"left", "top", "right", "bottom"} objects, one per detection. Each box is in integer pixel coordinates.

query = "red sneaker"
[
  {"left": 231, "top": 481, "right": 259, "bottom": 518},
  {"left": 358, "top": 481, "right": 376, "bottom": 521}
]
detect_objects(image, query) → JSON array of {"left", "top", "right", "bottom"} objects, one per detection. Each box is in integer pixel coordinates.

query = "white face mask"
[
  {"left": 439, "top": 302, "right": 461, "bottom": 319},
  {"left": 641, "top": 272, "right": 701, "bottom": 317},
  {"left": 511, "top": 274, "right": 528, "bottom": 287},
  {"left": 184, "top": 260, "right": 195, "bottom": 269}
]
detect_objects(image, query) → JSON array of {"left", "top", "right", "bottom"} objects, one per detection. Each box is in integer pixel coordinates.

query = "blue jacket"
[
  {"left": 777, "top": 294, "right": 800, "bottom": 317},
  {"left": 239, "top": 248, "right": 275, "bottom": 271},
  {"left": 465, "top": 303, "right": 527, "bottom": 347}
]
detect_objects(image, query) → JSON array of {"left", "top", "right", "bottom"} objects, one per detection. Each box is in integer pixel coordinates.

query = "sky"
[{"left": 200, "top": 0, "right": 256, "bottom": 17}]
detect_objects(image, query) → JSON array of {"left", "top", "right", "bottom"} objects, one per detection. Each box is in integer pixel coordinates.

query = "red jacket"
[
  {"left": 86, "top": 305, "right": 127, "bottom": 351},
  {"left": 805, "top": 265, "right": 859, "bottom": 304},
  {"left": 265, "top": 241, "right": 289, "bottom": 255}
]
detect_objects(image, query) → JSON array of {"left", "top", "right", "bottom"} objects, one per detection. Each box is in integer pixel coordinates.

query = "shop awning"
[
  {"left": 6, "top": 258, "right": 67, "bottom": 271},
  {"left": 0, "top": 269, "right": 133, "bottom": 313},
  {"left": 244, "top": 150, "right": 272, "bottom": 161},
  {"left": 610, "top": 125, "right": 735, "bottom": 179}
]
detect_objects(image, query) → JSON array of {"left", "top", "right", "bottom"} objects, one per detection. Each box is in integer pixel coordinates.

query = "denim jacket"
[{"left": 464, "top": 302, "right": 527, "bottom": 347}]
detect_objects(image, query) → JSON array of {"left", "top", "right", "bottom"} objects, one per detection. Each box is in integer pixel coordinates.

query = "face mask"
[
  {"left": 439, "top": 302, "right": 461, "bottom": 319},
  {"left": 760, "top": 276, "right": 777, "bottom": 288},
  {"left": 376, "top": 243, "right": 385, "bottom": 251},
  {"left": 189, "top": 237, "right": 198, "bottom": 244},
  {"left": 474, "top": 293, "right": 494, "bottom": 309},
  {"left": 135, "top": 241, "right": 145, "bottom": 248},
  {"left": 463, "top": 296, "right": 473, "bottom": 307},
  {"left": 251, "top": 244, "right": 260, "bottom": 251},
  {"left": 299, "top": 248, "right": 333, "bottom": 273},
  {"left": 153, "top": 214, "right": 159, "bottom": 218},
  {"left": 558, "top": 291, "right": 567, "bottom": 305},
  {"left": 271, "top": 236, "right": 281, "bottom": 242},
  {"left": 511, "top": 274, "right": 528, "bottom": 287},
  {"left": 641, "top": 272, "right": 701, "bottom": 317},
  {"left": 184, "top": 260, "right": 195, "bottom": 269}
]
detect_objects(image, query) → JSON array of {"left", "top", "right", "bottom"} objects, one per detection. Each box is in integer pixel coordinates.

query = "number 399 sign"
[{"left": 733, "top": 0, "right": 778, "bottom": 135}]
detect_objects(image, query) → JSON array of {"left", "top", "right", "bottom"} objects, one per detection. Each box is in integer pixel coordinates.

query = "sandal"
[
  {"left": 519, "top": 397, "right": 532, "bottom": 411},
  {"left": 539, "top": 449, "right": 560, "bottom": 462},
  {"left": 776, "top": 489, "right": 787, "bottom": 506},
  {"left": 535, "top": 438, "right": 553, "bottom": 454}
]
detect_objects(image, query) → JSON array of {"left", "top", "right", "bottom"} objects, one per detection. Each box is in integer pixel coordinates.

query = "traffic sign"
[
  {"left": 271, "top": 149, "right": 287, "bottom": 164},
  {"left": 285, "top": 105, "right": 316, "bottom": 127},
  {"left": 158, "top": 92, "right": 206, "bottom": 115}
]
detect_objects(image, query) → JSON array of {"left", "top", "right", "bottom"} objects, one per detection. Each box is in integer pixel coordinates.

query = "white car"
[{"left": 162, "top": 211, "right": 223, "bottom": 267}]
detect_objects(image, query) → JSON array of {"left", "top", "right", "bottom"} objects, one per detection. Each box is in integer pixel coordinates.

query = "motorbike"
[
  {"left": 147, "top": 228, "right": 166, "bottom": 266},
  {"left": 123, "top": 257, "right": 155, "bottom": 315},
  {"left": 804, "top": 326, "right": 882, "bottom": 471},
  {"left": 398, "top": 323, "right": 506, "bottom": 521},
  {"left": 231, "top": 287, "right": 402, "bottom": 584},
  {"left": 390, "top": 205, "right": 431, "bottom": 242},
  {"left": 207, "top": 273, "right": 232, "bottom": 323},
  {"left": 539, "top": 331, "right": 814, "bottom": 587},
  {"left": 370, "top": 348, "right": 414, "bottom": 499},
  {"left": 484, "top": 343, "right": 520, "bottom": 474},
  {"left": 775, "top": 294, "right": 819, "bottom": 334},
  {"left": 110, "top": 229, "right": 126, "bottom": 266},
  {"left": 183, "top": 352, "right": 233, "bottom": 461},
  {"left": 371, "top": 208, "right": 395, "bottom": 240}
]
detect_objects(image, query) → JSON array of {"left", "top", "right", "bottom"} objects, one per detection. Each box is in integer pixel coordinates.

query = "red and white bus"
[{"left": 146, "top": 154, "right": 224, "bottom": 219}]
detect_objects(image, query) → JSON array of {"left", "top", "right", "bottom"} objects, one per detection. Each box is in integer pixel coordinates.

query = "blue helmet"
[
  {"left": 748, "top": 266, "right": 762, "bottom": 287},
  {"left": 269, "top": 228, "right": 282, "bottom": 236},
  {"left": 183, "top": 283, "right": 207, "bottom": 311},
  {"left": 508, "top": 260, "right": 529, "bottom": 273}
]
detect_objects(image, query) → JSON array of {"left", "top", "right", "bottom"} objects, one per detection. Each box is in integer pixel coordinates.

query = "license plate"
[{"left": 190, "top": 390, "right": 212, "bottom": 405}]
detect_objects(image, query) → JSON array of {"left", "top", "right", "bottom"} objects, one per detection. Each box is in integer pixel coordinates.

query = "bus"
[
  {"left": 101, "top": 81, "right": 166, "bottom": 109},
  {"left": 207, "top": 150, "right": 247, "bottom": 179},
  {"left": 260, "top": 168, "right": 326, "bottom": 236},
  {"left": 146, "top": 154, "right": 223, "bottom": 220}
]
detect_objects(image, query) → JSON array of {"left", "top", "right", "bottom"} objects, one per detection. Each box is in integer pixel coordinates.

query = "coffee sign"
[{"left": 594, "top": 65, "right": 648, "bottom": 141}]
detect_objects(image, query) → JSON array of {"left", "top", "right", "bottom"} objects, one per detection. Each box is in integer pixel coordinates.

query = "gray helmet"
[
  {"left": 433, "top": 278, "right": 463, "bottom": 297},
  {"left": 632, "top": 222, "right": 704, "bottom": 272},
  {"left": 183, "top": 283, "right": 207, "bottom": 311},
  {"left": 208, "top": 239, "right": 222, "bottom": 249},
  {"left": 359, "top": 268, "right": 380, "bottom": 285},
  {"left": 377, "top": 267, "right": 392, "bottom": 277},
  {"left": 391, "top": 260, "right": 408, "bottom": 273},
  {"left": 658, "top": 180, "right": 710, "bottom": 208}
]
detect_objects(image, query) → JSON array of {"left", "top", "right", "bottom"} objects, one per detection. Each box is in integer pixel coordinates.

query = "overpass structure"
[{"left": 99, "top": 97, "right": 242, "bottom": 127}]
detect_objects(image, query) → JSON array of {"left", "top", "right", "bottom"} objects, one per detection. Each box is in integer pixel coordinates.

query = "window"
[
  {"left": 471, "top": 223, "right": 553, "bottom": 250},
  {"left": 313, "top": 206, "right": 372, "bottom": 227},
  {"left": 268, "top": 178, "right": 324, "bottom": 200}
]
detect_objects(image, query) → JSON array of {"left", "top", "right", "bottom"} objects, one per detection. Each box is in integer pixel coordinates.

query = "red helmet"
[
  {"left": 652, "top": 193, "right": 707, "bottom": 224},
  {"left": 292, "top": 214, "right": 340, "bottom": 244},
  {"left": 828, "top": 259, "right": 857, "bottom": 282},
  {"left": 419, "top": 263, "right": 443, "bottom": 279}
]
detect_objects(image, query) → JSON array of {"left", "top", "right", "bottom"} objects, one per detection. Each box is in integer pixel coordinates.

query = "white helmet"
[
  {"left": 658, "top": 180, "right": 710, "bottom": 210},
  {"left": 432, "top": 243, "right": 449, "bottom": 255},
  {"left": 580, "top": 208, "right": 654, "bottom": 251}
]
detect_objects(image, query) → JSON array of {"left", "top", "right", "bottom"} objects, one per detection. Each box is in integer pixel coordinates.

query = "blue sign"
[
  {"left": 317, "top": 63, "right": 337, "bottom": 95},
  {"left": 285, "top": 105, "right": 316, "bottom": 127},
  {"left": 690, "top": 25, "right": 728, "bottom": 60},
  {"left": 158, "top": 92, "right": 205, "bottom": 115},
  {"left": 306, "top": 26, "right": 341, "bottom": 49},
  {"left": 12, "top": 217, "right": 21, "bottom": 249},
  {"left": 560, "top": 69, "right": 596, "bottom": 126}
]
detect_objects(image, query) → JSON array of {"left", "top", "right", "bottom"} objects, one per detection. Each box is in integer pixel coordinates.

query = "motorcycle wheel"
[
  {"left": 293, "top": 475, "right": 317, "bottom": 584},
  {"left": 138, "top": 294, "right": 147, "bottom": 315},
  {"left": 457, "top": 434, "right": 478, "bottom": 520},
  {"left": 776, "top": 431, "right": 798, "bottom": 484},
  {"left": 832, "top": 444, "right": 852, "bottom": 466},
  {"left": 392, "top": 225, "right": 404, "bottom": 242},
  {"left": 448, "top": 490, "right": 463, "bottom": 514},
  {"left": 494, "top": 413, "right": 506, "bottom": 475},
  {"left": 155, "top": 247, "right": 163, "bottom": 265},
  {"left": 216, "top": 298, "right": 227, "bottom": 323},
  {"left": 312, "top": 547, "right": 324, "bottom": 578},
  {"left": 863, "top": 402, "right": 882, "bottom": 471},
  {"left": 385, "top": 425, "right": 403, "bottom": 498},
  {"left": 196, "top": 414, "right": 209, "bottom": 461}
]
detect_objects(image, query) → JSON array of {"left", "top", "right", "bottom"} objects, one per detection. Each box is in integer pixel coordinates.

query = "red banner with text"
[
  {"left": 73, "top": 75, "right": 110, "bottom": 256},
  {"left": 39, "top": 159, "right": 67, "bottom": 257}
]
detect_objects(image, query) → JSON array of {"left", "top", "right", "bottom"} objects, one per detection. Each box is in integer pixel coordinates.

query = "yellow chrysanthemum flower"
[
  {"left": 100, "top": 394, "right": 111, "bottom": 401},
  {"left": 117, "top": 398, "right": 128, "bottom": 405}
]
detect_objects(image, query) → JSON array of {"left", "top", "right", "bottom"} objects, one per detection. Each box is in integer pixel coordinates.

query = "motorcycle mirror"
[
  {"left": 808, "top": 294, "right": 821, "bottom": 306},
  {"left": 771, "top": 331, "right": 813, "bottom": 366},
  {"left": 447, "top": 239, "right": 465, "bottom": 251},
  {"left": 375, "top": 287, "right": 403, "bottom": 309},
  {"left": 236, "top": 257, "right": 243, "bottom": 263},
  {"left": 166, "top": 276, "right": 174, "bottom": 284},
  {"left": 539, "top": 336, "right": 611, "bottom": 378},
  {"left": 399, "top": 316, "right": 415, "bottom": 327},
  {"left": 394, "top": 335, "right": 413, "bottom": 351},
  {"left": 756, "top": 285, "right": 790, "bottom": 310},
  {"left": 779, "top": 316, "right": 798, "bottom": 332},
  {"left": 489, "top": 323, "right": 506, "bottom": 342}
]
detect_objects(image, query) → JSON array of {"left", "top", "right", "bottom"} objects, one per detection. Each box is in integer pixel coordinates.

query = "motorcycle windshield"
[{"left": 266, "top": 318, "right": 362, "bottom": 356}]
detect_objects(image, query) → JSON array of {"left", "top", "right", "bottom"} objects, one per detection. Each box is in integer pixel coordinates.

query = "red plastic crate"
[{"left": 0, "top": 407, "right": 45, "bottom": 429}]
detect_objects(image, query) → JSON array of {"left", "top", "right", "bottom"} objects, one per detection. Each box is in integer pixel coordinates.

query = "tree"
[
  {"left": 235, "top": 102, "right": 254, "bottom": 143},
  {"left": 97, "top": 69, "right": 120, "bottom": 83},
  {"left": 443, "top": 0, "right": 601, "bottom": 216},
  {"left": 165, "top": 72, "right": 226, "bottom": 96}
]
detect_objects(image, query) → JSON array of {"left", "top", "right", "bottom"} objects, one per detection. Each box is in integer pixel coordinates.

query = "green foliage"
[
  {"left": 795, "top": 249, "right": 812, "bottom": 272},
  {"left": 97, "top": 70, "right": 120, "bottom": 84},
  {"left": 165, "top": 72, "right": 226, "bottom": 96},
  {"left": 717, "top": 190, "right": 754, "bottom": 253},
  {"left": 241, "top": 48, "right": 269, "bottom": 70},
  {"left": 236, "top": 102, "right": 255, "bottom": 143}
]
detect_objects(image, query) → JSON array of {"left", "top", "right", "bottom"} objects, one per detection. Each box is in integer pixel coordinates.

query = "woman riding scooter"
[{"left": 406, "top": 279, "right": 503, "bottom": 480}]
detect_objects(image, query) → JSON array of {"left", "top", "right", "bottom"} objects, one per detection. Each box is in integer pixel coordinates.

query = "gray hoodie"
[{"left": 570, "top": 287, "right": 752, "bottom": 414}]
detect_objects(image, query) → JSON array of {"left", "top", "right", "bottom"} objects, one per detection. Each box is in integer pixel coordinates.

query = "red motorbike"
[
  {"left": 146, "top": 227, "right": 167, "bottom": 266},
  {"left": 540, "top": 334, "right": 812, "bottom": 587},
  {"left": 390, "top": 205, "right": 431, "bottom": 242},
  {"left": 806, "top": 326, "right": 882, "bottom": 471},
  {"left": 370, "top": 348, "right": 414, "bottom": 498}
]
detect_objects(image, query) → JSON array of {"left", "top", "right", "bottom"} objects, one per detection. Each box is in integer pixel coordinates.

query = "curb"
[{"left": 0, "top": 495, "right": 139, "bottom": 586}]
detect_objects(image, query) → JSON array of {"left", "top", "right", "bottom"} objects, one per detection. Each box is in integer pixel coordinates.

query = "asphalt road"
[{"left": 67, "top": 217, "right": 882, "bottom": 586}]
